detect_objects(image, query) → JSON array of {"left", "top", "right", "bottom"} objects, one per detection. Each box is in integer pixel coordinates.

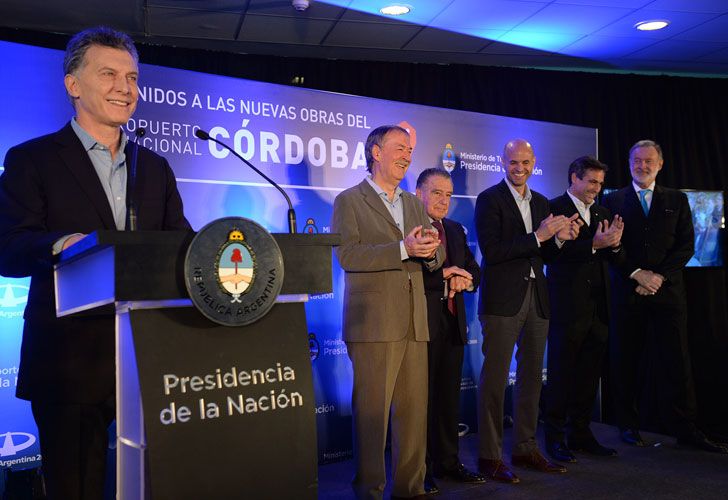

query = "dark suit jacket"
[
  {"left": 423, "top": 218, "right": 480, "bottom": 343},
  {"left": 546, "top": 192, "right": 623, "bottom": 321},
  {"left": 0, "top": 122, "right": 190, "bottom": 404},
  {"left": 602, "top": 185, "right": 694, "bottom": 305},
  {"left": 475, "top": 179, "right": 556, "bottom": 318},
  {"left": 332, "top": 179, "right": 444, "bottom": 343}
]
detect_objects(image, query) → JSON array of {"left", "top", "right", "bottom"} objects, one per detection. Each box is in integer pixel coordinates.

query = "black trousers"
[
  {"left": 544, "top": 290, "right": 608, "bottom": 444},
  {"left": 609, "top": 293, "right": 697, "bottom": 437},
  {"left": 426, "top": 309, "right": 464, "bottom": 475},
  {"left": 31, "top": 395, "right": 114, "bottom": 500}
]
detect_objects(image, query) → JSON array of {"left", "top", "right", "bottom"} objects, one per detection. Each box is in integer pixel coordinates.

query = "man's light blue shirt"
[
  {"left": 71, "top": 118, "right": 128, "bottom": 230},
  {"left": 365, "top": 176, "right": 409, "bottom": 260},
  {"left": 632, "top": 180, "right": 656, "bottom": 210}
]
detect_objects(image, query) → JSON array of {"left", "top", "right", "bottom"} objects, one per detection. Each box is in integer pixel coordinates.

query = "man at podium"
[{"left": 0, "top": 26, "right": 190, "bottom": 499}]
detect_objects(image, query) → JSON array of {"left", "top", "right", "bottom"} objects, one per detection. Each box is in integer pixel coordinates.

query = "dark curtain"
[
  {"left": 139, "top": 46, "right": 728, "bottom": 193},
  {"left": 3, "top": 27, "right": 727, "bottom": 435}
]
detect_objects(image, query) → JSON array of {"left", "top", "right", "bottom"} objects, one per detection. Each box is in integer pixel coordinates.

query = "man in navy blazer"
[
  {"left": 474, "top": 139, "right": 580, "bottom": 483},
  {"left": 603, "top": 140, "right": 726, "bottom": 454},
  {"left": 0, "top": 27, "right": 190, "bottom": 498},
  {"left": 416, "top": 168, "right": 485, "bottom": 493},
  {"left": 543, "top": 156, "right": 623, "bottom": 462}
]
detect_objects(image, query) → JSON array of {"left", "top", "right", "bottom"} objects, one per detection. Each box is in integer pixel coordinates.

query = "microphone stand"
[{"left": 127, "top": 127, "right": 146, "bottom": 231}]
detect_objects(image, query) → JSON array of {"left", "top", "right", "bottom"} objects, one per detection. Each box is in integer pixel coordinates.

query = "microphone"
[
  {"left": 195, "top": 129, "right": 297, "bottom": 233},
  {"left": 127, "top": 127, "right": 146, "bottom": 231}
]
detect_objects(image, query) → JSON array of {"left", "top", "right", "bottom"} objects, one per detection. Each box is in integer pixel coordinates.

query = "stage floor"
[{"left": 319, "top": 422, "right": 728, "bottom": 499}]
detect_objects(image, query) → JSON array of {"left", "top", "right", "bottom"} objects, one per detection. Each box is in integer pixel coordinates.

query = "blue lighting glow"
[
  {"left": 495, "top": 31, "right": 582, "bottom": 53},
  {"left": 318, "top": 1, "right": 630, "bottom": 60},
  {"left": 317, "top": 1, "right": 727, "bottom": 69}
]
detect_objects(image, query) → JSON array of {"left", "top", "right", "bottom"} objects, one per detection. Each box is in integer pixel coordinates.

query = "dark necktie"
[{"left": 432, "top": 220, "right": 456, "bottom": 316}]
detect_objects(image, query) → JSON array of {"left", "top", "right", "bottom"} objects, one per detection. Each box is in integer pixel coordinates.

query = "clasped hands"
[
  {"left": 592, "top": 214, "right": 624, "bottom": 250},
  {"left": 535, "top": 213, "right": 583, "bottom": 242},
  {"left": 633, "top": 269, "right": 665, "bottom": 296},
  {"left": 443, "top": 266, "right": 473, "bottom": 298},
  {"left": 404, "top": 225, "right": 440, "bottom": 259}
]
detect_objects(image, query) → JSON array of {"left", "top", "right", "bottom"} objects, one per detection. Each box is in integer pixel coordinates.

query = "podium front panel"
[{"left": 127, "top": 303, "right": 318, "bottom": 499}]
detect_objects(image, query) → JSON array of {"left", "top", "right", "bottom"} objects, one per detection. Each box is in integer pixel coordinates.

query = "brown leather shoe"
[
  {"left": 511, "top": 450, "right": 567, "bottom": 473},
  {"left": 477, "top": 458, "right": 520, "bottom": 484}
]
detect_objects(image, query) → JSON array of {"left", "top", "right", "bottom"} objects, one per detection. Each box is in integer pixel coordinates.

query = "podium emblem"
[
  {"left": 217, "top": 229, "right": 255, "bottom": 303},
  {"left": 185, "top": 217, "right": 284, "bottom": 326}
]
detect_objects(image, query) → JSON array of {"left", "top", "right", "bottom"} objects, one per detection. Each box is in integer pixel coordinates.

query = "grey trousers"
[
  {"left": 477, "top": 282, "right": 548, "bottom": 459},
  {"left": 347, "top": 313, "right": 428, "bottom": 499}
]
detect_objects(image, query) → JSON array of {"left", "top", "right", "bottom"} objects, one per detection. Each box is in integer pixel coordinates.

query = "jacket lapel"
[
  {"left": 648, "top": 185, "right": 663, "bottom": 222},
  {"left": 561, "top": 192, "right": 595, "bottom": 238},
  {"left": 626, "top": 186, "right": 647, "bottom": 221},
  {"left": 588, "top": 204, "right": 602, "bottom": 236},
  {"left": 529, "top": 191, "right": 543, "bottom": 233},
  {"left": 403, "top": 189, "right": 428, "bottom": 236},
  {"left": 443, "top": 218, "right": 458, "bottom": 263},
  {"left": 498, "top": 180, "right": 527, "bottom": 232},
  {"left": 55, "top": 123, "right": 117, "bottom": 229},
  {"left": 358, "top": 179, "right": 400, "bottom": 231}
]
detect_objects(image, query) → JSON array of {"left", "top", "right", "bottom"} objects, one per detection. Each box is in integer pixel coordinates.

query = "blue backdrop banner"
[{"left": 0, "top": 39, "right": 596, "bottom": 466}]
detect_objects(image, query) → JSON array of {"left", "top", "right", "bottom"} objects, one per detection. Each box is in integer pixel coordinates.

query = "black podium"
[{"left": 54, "top": 230, "right": 339, "bottom": 499}]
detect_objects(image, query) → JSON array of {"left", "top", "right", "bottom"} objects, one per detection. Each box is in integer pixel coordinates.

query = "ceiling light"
[
  {"left": 380, "top": 4, "right": 411, "bottom": 16},
  {"left": 292, "top": 0, "right": 309, "bottom": 11},
  {"left": 634, "top": 20, "right": 669, "bottom": 31}
]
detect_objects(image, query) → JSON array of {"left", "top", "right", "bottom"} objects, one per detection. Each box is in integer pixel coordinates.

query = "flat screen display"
[
  {"left": 682, "top": 190, "right": 724, "bottom": 267},
  {"left": 600, "top": 188, "right": 724, "bottom": 268}
]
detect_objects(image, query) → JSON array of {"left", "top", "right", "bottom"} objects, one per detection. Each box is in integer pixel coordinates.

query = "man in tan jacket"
[{"left": 332, "top": 124, "right": 444, "bottom": 499}]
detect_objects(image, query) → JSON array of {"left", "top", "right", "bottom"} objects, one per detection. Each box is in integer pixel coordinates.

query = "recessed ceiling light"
[
  {"left": 380, "top": 4, "right": 411, "bottom": 16},
  {"left": 634, "top": 20, "right": 669, "bottom": 31}
]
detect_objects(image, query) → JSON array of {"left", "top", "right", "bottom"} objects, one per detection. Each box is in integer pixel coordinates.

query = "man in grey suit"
[{"left": 332, "top": 124, "right": 444, "bottom": 500}]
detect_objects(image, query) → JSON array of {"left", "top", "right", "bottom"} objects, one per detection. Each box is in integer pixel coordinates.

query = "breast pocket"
[{"left": 657, "top": 207, "right": 681, "bottom": 230}]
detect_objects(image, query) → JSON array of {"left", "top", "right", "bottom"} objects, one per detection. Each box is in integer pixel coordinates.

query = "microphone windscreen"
[{"left": 195, "top": 129, "right": 210, "bottom": 140}]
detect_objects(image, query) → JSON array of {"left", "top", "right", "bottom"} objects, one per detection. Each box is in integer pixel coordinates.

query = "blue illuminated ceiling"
[{"left": 1, "top": 0, "right": 728, "bottom": 76}]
